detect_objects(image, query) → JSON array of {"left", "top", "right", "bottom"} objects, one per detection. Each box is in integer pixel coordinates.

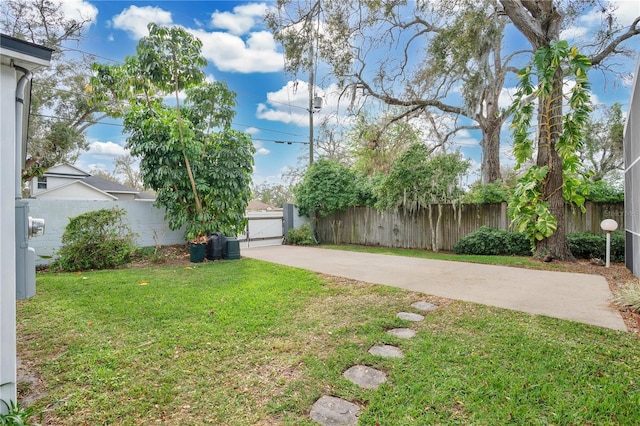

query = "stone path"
[{"left": 310, "top": 301, "right": 439, "bottom": 425}]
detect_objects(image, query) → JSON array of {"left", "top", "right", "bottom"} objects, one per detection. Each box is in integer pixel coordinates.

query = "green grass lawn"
[{"left": 18, "top": 258, "right": 639, "bottom": 425}]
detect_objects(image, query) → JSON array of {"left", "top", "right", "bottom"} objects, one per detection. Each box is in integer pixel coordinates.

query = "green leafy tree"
[
  {"left": 500, "top": 0, "right": 639, "bottom": 260},
  {"left": 293, "top": 159, "right": 361, "bottom": 217},
  {"left": 376, "top": 145, "right": 469, "bottom": 211},
  {"left": 252, "top": 182, "right": 294, "bottom": 208},
  {"left": 0, "top": 0, "right": 99, "bottom": 181},
  {"left": 376, "top": 144, "right": 469, "bottom": 251},
  {"left": 463, "top": 181, "right": 511, "bottom": 204},
  {"left": 508, "top": 41, "right": 592, "bottom": 257},
  {"left": 268, "top": 0, "right": 510, "bottom": 184},
  {"left": 348, "top": 110, "right": 422, "bottom": 177},
  {"left": 91, "top": 24, "right": 254, "bottom": 240},
  {"left": 579, "top": 103, "right": 624, "bottom": 182}
]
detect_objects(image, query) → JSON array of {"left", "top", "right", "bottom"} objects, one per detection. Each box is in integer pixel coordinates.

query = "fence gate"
[{"left": 237, "top": 211, "right": 284, "bottom": 247}]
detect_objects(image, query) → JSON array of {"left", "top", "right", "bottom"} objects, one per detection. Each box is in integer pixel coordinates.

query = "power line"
[{"left": 31, "top": 113, "right": 309, "bottom": 145}]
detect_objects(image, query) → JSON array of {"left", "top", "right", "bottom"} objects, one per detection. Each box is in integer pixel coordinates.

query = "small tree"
[
  {"left": 91, "top": 24, "right": 254, "bottom": 240},
  {"left": 293, "top": 159, "right": 362, "bottom": 217},
  {"left": 376, "top": 144, "right": 469, "bottom": 251}
]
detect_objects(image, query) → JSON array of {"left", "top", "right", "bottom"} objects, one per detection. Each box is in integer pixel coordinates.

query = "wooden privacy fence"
[{"left": 316, "top": 202, "right": 624, "bottom": 251}]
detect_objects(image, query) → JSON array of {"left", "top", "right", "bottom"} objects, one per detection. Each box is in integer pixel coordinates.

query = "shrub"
[
  {"left": 286, "top": 223, "right": 316, "bottom": 246},
  {"left": 453, "top": 226, "right": 531, "bottom": 256},
  {"left": 584, "top": 180, "right": 624, "bottom": 203},
  {"left": 463, "top": 181, "right": 510, "bottom": 204},
  {"left": 52, "top": 207, "right": 137, "bottom": 271},
  {"left": 567, "top": 231, "right": 624, "bottom": 262}
]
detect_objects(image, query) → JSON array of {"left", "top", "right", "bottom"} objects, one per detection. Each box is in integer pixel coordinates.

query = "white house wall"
[
  {"left": 34, "top": 181, "right": 116, "bottom": 200},
  {"left": 0, "top": 60, "right": 19, "bottom": 407},
  {"left": 624, "top": 57, "right": 640, "bottom": 278}
]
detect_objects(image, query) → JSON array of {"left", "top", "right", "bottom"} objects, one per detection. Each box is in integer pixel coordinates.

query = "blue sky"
[{"left": 54, "top": 0, "right": 639, "bottom": 186}]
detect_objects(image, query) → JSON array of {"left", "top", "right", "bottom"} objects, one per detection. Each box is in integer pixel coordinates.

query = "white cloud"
[
  {"left": 560, "top": 26, "right": 588, "bottom": 41},
  {"left": 108, "top": 5, "right": 281, "bottom": 74},
  {"left": 87, "top": 141, "right": 128, "bottom": 156},
  {"left": 498, "top": 86, "right": 518, "bottom": 110},
  {"left": 59, "top": 0, "right": 98, "bottom": 25},
  {"left": 111, "top": 5, "right": 173, "bottom": 39},
  {"left": 211, "top": 2, "right": 270, "bottom": 35},
  {"left": 577, "top": 1, "right": 639, "bottom": 33},
  {"left": 245, "top": 127, "right": 260, "bottom": 135},
  {"left": 256, "top": 80, "right": 363, "bottom": 126},
  {"left": 254, "top": 141, "right": 270, "bottom": 156},
  {"left": 604, "top": 0, "right": 640, "bottom": 27},
  {"left": 189, "top": 29, "right": 283, "bottom": 73}
]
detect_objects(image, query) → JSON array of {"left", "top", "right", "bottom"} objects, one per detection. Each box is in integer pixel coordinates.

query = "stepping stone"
[
  {"left": 369, "top": 344, "right": 404, "bottom": 358},
  {"left": 387, "top": 328, "right": 416, "bottom": 339},
  {"left": 397, "top": 312, "right": 425, "bottom": 322},
  {"left": 344, "top": 365, "right": 387, "bottom": 389},
  {"left": 310, "top": 395, "right": 359, "bottom": 425},
  {"left": 411, "top": 301, "right": 438, "bottom": 312}
]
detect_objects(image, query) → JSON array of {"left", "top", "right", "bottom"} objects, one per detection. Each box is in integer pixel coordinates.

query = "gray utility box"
[{"left": 16, "top": 200, "right": 44, "bottom": 300}]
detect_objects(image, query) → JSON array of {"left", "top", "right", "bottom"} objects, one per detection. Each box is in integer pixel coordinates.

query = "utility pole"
[{"left": 308, "top": 41, "right": 315, "bottom": 166}]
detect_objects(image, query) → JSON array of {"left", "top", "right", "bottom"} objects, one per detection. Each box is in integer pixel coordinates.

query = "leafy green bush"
[
  {"left": 453, "top": 226, "right": 531, "bottom": 256},
  {"left": 293, "top": 159, "right": 362, "bottom": 217},
  {"left": 463, "top": 181, "right": 510, "bottom": 204},
  {"left": 52, "top": 207, "right": 137, "bottom": 271},
  {"left": 584, "top": 180, "right": 624, "bottom": 202},
  {"left": 567, "top": 231, "right": 624, "bottom": 262},
  {"left": 286, "top": 223, "right": 316, "bottom": 245}
]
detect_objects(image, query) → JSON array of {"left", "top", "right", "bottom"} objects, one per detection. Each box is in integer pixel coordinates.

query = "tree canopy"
[
  {"left": 90, "top": 24, "right": 254, "bottom": 240},
  {"left": 0, "top": 0, "right": 99, "bottom": 181},
  {"left": 293, "top": 158, "right": 363, "bottom": 217}
]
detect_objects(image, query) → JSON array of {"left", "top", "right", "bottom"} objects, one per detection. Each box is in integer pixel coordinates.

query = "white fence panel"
[{"left": 238, "top": 211, "right": 284, "bottom": 248}]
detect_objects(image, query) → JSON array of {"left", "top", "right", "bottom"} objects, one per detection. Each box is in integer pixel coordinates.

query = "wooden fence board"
[{"left": 317, "top": 202, "right": 624, "bottom": 251}]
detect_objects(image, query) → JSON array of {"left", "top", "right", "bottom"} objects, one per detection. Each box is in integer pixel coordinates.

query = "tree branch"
[{"left": 589, "top": 16, "right": 640, "bottom": 66}]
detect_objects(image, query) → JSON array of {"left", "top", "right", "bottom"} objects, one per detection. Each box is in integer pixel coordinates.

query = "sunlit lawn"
[{"left": 17, "top": 258, "right": 640, "bottom": 425}]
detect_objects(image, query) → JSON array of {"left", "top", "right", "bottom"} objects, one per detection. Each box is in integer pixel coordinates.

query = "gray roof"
[
  {"left": 82, "top": 176, "right": 137, "bottom": 194},
  {"left": 81, "top": 175, "right": 155, "bottom": 200}
]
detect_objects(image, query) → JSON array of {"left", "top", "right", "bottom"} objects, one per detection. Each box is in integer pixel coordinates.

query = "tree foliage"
[
  {"left": 376, "top": 144, "right": 469, "bottom": 211},
  {"left": 293, "top": 159, "right": 362, "bottom": 217},
  {"left": 90, "top": 24, "right": 254, "bottom": 240},
  {"left": 579, "top": 103, "right": 624, "bottom": 182},
  {"left": 252, "top": 182, "right": 294, "bottom": 208},
  {"left": 0, "top": 0, "right": 99, "bottom": 181},
  {"left": 268, "top": 0, "right": 522, "bottom": 184},
  {"left": 507, "top": 41, "right": 592, "bottom": 253},
  {"left": 499, "top": 0, "right": 638, "bottom": 260},
  {"left": 348, "top": 110, "right": 422, "bottom": 177}
]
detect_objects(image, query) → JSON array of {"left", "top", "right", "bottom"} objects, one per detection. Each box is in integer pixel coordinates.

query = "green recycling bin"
[{"left": 225, "top": 238, "right": 241, "bottom": 260}]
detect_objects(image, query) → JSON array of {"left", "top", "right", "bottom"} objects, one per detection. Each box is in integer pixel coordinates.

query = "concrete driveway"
[{"left": 242, "top": 245, "right": 626, "bottom": 331}]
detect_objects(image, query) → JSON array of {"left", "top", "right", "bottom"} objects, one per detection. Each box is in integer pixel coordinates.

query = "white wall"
[
  {"left": 28, "top": 200, "right": 187, "bottom": 265},
  {"left": 624, "top": 57, "right": 640, "bottom": 278},
  {"left": 0, "top": 60, "right": 18, "bottom": 407}
]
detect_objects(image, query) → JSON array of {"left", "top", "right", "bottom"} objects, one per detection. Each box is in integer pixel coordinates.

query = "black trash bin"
[{"left": 206, "top": 232, "right": 226, "bottom": 260}]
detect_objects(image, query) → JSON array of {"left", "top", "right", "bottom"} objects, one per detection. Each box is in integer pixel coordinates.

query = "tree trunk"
[
  {"left": 534, "top": 66, "right": 574, "bottom": 261},
  {"left": 480, "top": 119, "right": 503, "bottom": 184},
  {"left": 500, "top": 0, "right": 574, "bottom": 261}
]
